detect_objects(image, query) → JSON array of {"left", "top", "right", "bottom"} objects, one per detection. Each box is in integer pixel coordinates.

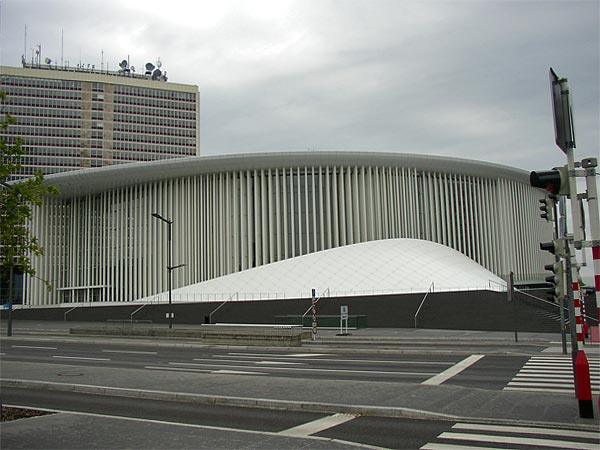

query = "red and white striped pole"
[
  {"left": 572, "top": 257, "right": 584, "bottom": 345},
  {"left": 582, "top": 158, "right": 599, "bottom": 334}
]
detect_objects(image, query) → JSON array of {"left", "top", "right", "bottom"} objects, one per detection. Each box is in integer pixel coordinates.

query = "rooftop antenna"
[
  {"left": 101, "top": 49, "right": 104, "bottom": 71},
  {"left": 24, "top": 25, "right": 27, "bottom": 62},
  {"left": 61, "top": 29, "right": 64, "bottom": 66}
]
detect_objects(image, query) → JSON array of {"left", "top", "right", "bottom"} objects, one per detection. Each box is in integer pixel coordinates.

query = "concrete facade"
[
  {"left": 0, "top": 65, "right": 200, "bottom": 180},
  {"left": 24, "top": 151, "right": 552, "bottom": 306}
]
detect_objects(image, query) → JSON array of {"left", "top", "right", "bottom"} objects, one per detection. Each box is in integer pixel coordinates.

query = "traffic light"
[
  {"left": 544, "top": 261, "right": 564, "bottom": 302},
  {"left": 530, "top": 166, "right": 568, "bottom": 195},
  {"left": 538, "top": 194, "right": 556, "bottom": 222},
  {"left": 539, "top": 239, "right": 565, "bottom": 256}
]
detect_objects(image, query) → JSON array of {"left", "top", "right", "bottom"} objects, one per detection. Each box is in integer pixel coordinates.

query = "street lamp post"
[{"left": 152, "top": 212, "right": 174, "bottom": 329}]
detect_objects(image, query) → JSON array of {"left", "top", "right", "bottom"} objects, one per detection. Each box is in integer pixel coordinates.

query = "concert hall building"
[{"left": 22, "top": 151, "right": 552, "bottom": 305}]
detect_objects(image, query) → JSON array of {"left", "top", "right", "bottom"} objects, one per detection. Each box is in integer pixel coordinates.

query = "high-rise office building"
[{"left": 0, "top": 62, "right": 200, "bottom": 180}]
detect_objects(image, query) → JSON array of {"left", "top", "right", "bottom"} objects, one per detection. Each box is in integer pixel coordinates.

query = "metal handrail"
[
  {"left": 63, "top": 306, "right": 77, "bottom": 321},
  {"left": 130, "top": 304, "right": 147, "bottom": 323},
  {"left": 414, "top": 282, "right": 435, "bottom": 328},
  {"left": 514, "top": 287, "right": 597, "bottom": 322},
  {"left": 301, "top": 288, "right": 330, "bottom": 322},
  {"left": 208, "top": 292, "right": 238, "bottom": 324}
]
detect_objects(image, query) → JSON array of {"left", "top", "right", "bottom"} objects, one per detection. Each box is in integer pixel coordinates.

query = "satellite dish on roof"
[
  {"left": 130, "top": 66, "right": 136, "bottom": 73},
  {"left": 119, "top": 59, "right": 128, "bottom": 69},
  {"left": 145, "top": 62, "right": 155, "bottom": 75},
  {"left": 45, "top": 57, "right": 52, "bottom": 65},
  {"left": 151, "top": 68, "right": 162, "bottom": 80}
]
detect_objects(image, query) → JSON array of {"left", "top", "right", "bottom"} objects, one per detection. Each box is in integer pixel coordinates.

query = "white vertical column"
[
  {"left": 268, "top": 169, "right": 275, "bottom": 263},
  {"left": 275, "top": 168, "right": 282, "bottom": 261},
  {"left": 261, "top": 169, "right": 268, "bottom": 264},
  {"left": 282, "top": 168, "right": 289, "bottom": 259},
  {"left": 311, "top": 167, "right": 317, "bottom": 253}
]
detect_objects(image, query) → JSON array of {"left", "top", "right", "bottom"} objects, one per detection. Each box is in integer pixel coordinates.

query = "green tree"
[{"left": 1, "top": 91, "right": 58, "bottom": 285}]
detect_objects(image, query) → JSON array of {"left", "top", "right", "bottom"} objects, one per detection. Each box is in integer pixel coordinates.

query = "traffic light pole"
[
  {"left": 566, "top": 147, "right": 585, "bottom": 346},
  {"left": 555, "top": 199, "right": 567, "bottom": 355}
]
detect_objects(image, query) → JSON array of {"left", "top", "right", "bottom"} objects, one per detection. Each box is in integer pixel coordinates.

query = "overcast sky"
[{"left": 0, "top": 0, "right": 598, "bottom": 172}]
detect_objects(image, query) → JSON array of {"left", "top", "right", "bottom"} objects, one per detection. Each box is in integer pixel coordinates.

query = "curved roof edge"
[
  {"left": 143, "top": 238, "right": 507, "bottom": 303},
  {"left": 43, "top": 150, "right": 530, "bottom": 198}
]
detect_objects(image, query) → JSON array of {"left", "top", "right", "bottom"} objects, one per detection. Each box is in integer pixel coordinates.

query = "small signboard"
[{"left": 340, "top": 305, "right": 348, "bottom": 320}]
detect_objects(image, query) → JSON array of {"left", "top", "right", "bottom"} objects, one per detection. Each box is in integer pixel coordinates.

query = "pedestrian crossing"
[
  {"left": 421, "top": 422, "right": 600, "bottom": 449},
  {"left": 504, "top": 355, "right": 600, "bottom": 395}
]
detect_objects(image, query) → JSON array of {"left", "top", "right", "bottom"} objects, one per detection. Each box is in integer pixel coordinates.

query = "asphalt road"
[
  {"left": 2, "top": 325, "right": 599, "bottom": 449},
  {"left": 0, "top": 336, "right": 529, "bottom": 387}
]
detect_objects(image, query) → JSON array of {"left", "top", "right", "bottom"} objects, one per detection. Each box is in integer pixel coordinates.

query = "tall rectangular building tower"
[{"left": 0, "top": 64, "right": 200, "bottom": 180}]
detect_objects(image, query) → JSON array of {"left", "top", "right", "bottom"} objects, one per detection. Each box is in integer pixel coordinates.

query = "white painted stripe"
[
  {"left": 525, "top": 363, "right": 573, "bottom": 367},
  {"left": 53, "top": 356, "right": 110, "bottom": 361},
  {"left": 421, "top": 443, "right": 508, "bottom": 450},
  {"left": 508, "top": 381, "right": 578, "bottom": 388},
  {"left": 530, "top": 356, "right": 600, "bottom": 360},
  {"left": 215, "top": 355, "right": 452, "bottom": 366},
  {"left": 211, "top": 370, "right": 267, "bottom": 375},
  {"left": 515, "top": 373, "right": 574, "bottom": 379},
  {"left": 12, "top": 345, "right": 57, "bottom": 350},
  {"left": 280, "top": 413, "right": 357, "bottom": 437},
  {"left": 528, "top": 361, "right": 600, "bottom": 366},
  {"left": 102, "top": 350, "right": 158, "bottom": 355},
  {"left": 421, "top": 355, "right": 485, "bottom": 386},
  {"left": 529, "top": 358, "right": 600, "bottom": 363},
  {"left": 3, "top": 404, "right": 379, "bottom": 449},
  {"left": 438, "top": 431, "right": 599, "bottom": 449},
  {"left": 179, "top": 361, "right": 433, "bottom": 377},
  {"left": 227, "top": 352, "right": 331, "bottom": 358},
  {"left": 452, "top": 422, "right": 600, "bottom": 439},
  {"left": 145, "top": 366, "right": 210, "bottom": 373},
  {"left": 502, "top": 386, "right": 600, "bottom": 395},
  {"left": 255, "top": 361, "right": 303, "bottom": 365}
]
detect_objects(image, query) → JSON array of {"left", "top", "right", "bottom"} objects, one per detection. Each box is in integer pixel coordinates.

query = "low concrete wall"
[
  {"left": 69, "top": 323, "right": 305, "bottom": 347},
  {"left": 5, "top": 289, "right": 598, "bottom": 332}
]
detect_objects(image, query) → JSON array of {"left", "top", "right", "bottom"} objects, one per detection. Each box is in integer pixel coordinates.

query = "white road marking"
[
  {"left": 255, "top": 361, "right": 303, "bottom": 365},
  {"left": 2, "top": 404, "right": 378, "bottom": 449},
  {"left": 227, "top": 352, "right": 331, "bottom": 358},
  {"left": 507, "top": 381, "right": 578, "bottom": 388},
  {"left": 279, "top": 413, "right": 357, "bottom": 437},
  {"left": 421, "top": 355, "right": 484, "bottom": 385},
  {"left": 53, "top": 356, "right": 110, "bottom": 361},
  {"left": 145, "top": 366, "right": 210, "bottom": 373},
  {"left": 215, "top": 354, "right": 452, "bottom": 366},
  {"left": 452, "top": 422, "right": 599, "bottom": 439},
  {"left": 211, "top": 369, "right": 267, "bottom": 375},
  {"left": 12, "top": 345, "right": 57, "bottom": 350},
  {"left": 505, "top": 354, "right": 600, "bottom": 395},
  {"left": 422, "top": 443, "right": 507, "bottom": 450},
  {"left": 181, "top": 361, "right": 433, "bottom": 377},
  {"left": 437, "top": 431, "right": 598, "bottom": 449},
  {"left": 503, "top": 386, "right": 581, "bottom": 394},
  {"left": 102, "top": 350, "right": 158, "bottom": 355},
  {"left": 516, "top": 372, "right": 574, "bottom": 378}
]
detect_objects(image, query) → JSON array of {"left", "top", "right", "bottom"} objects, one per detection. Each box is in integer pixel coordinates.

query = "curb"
[
  {"left": 0, "top": 334, "right": 556, "bottom": 356},
  {"left": 2, "top": 378, "right": 598, "bottom": 432}
]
